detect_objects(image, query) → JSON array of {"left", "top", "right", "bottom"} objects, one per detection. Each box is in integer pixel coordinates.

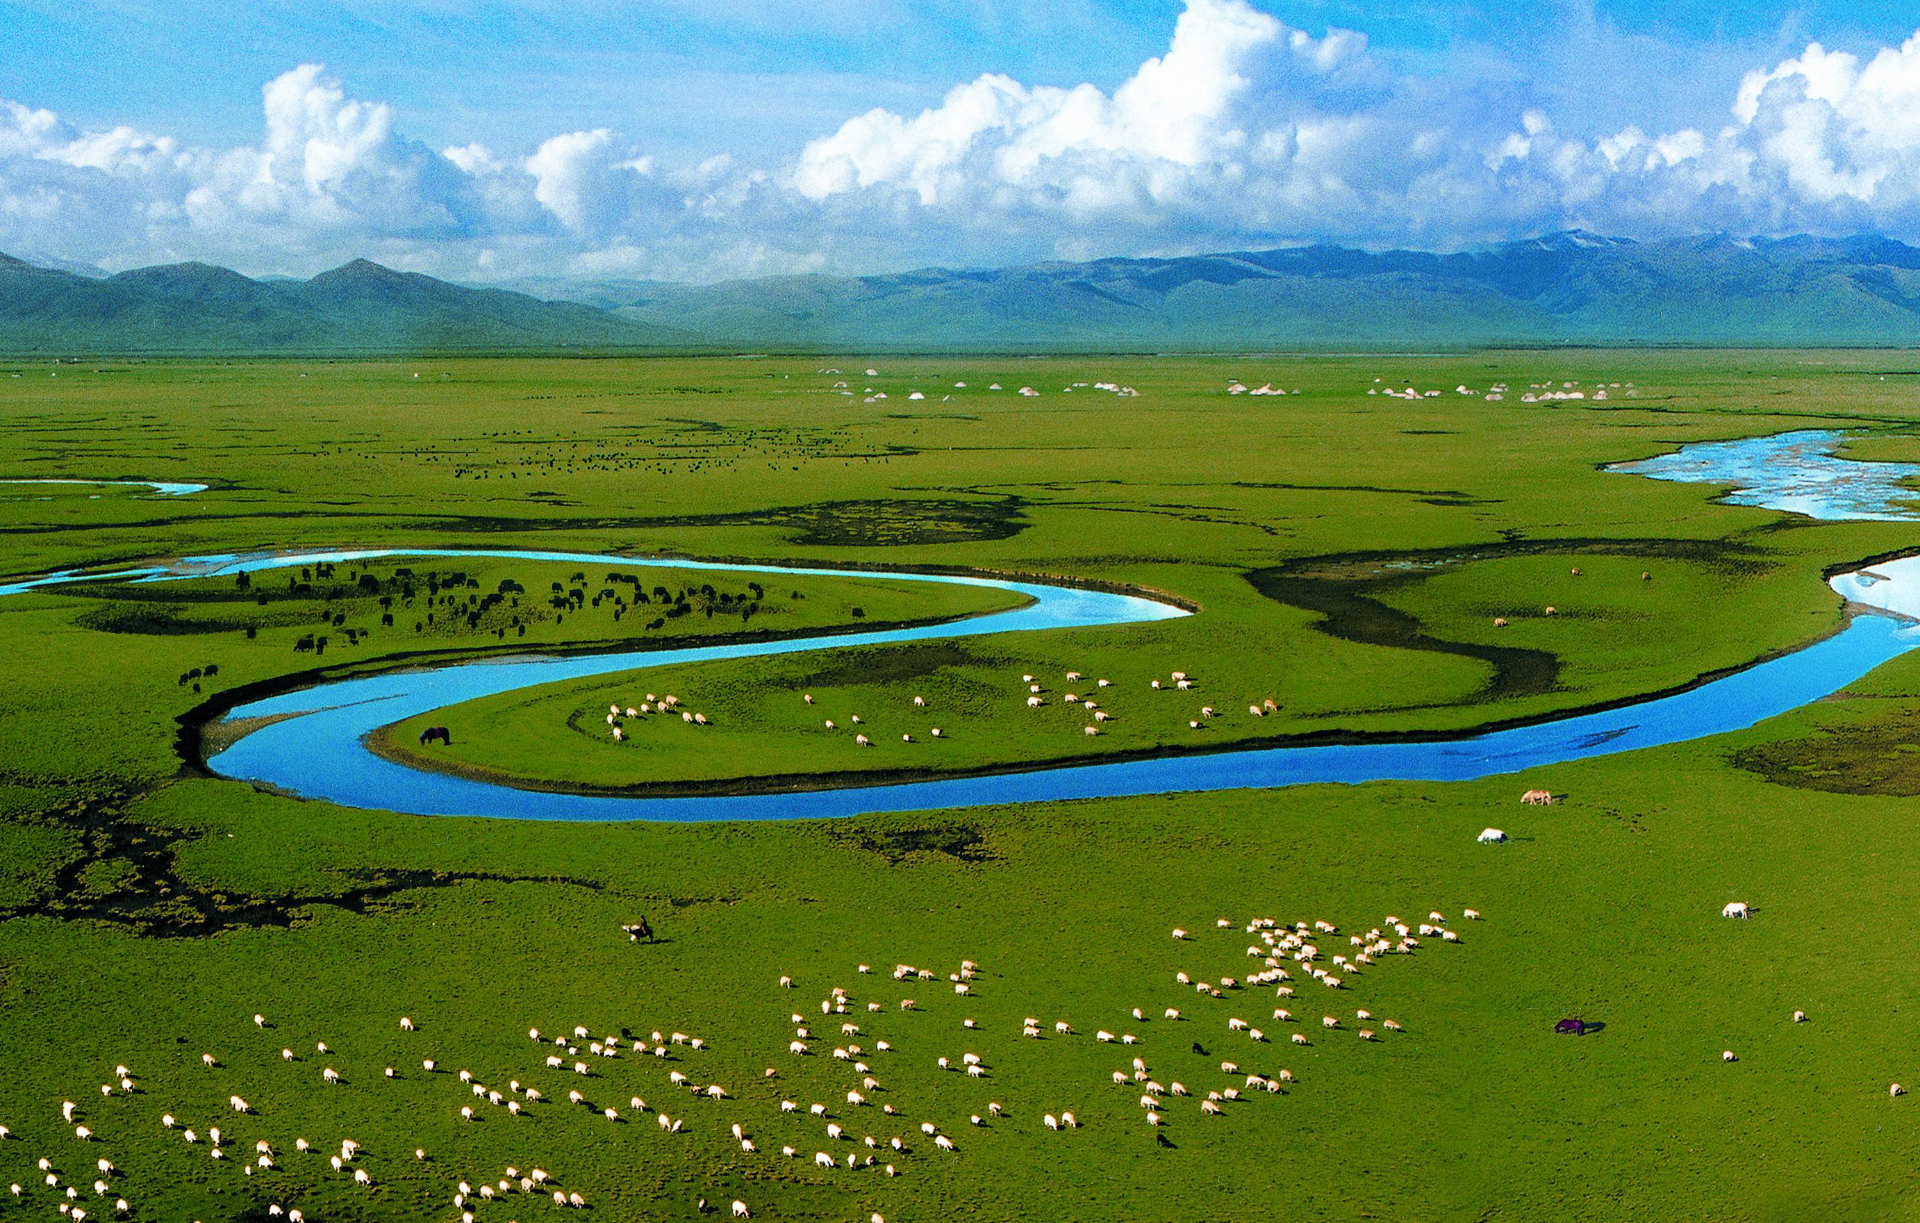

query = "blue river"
[{"left": 7, "top": 428, "right": 1919, "bottom": 820}]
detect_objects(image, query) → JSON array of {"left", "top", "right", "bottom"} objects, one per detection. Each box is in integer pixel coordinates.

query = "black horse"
[
  {"left": 418, "top": 726, "right": 452, "bottom": 746},
  {"left": 1555, "top": 1018, "right": 1587, "bottom": 1036}
]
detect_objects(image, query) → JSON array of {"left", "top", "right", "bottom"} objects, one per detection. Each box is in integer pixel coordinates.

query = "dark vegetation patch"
[
  {"left": 0, "top": 782, "right": 602, "bottom": 938},
  {"left": 1229, "top": 479, "right": 1493, "bottom": 508},
  {"left": 0, "top": 496, "right": 1028, "bottom": 547},
  {"left": 1253, "top": 571, "right": 1560, "bottom": 702},
  {"left": 786, "top": 641, "right": 988, "bottom": 689},
  {"left": 417, "top": 497, "right": 1025, "bottom": 546},
  {"left": 703, "top": 497, "right": 1026, "bottom": 546},
  {"left": 821, "top": 819, "right": 998, "bottom": 865},
  {"left": 73, "top": 603, "right": 250, "bottom": 635},
  {"left": 1248, "top": 536, "right": 1773, "bottom": 704},
  {"left": 1730, "top": 702, "right": 1920, "bottom": 796}
]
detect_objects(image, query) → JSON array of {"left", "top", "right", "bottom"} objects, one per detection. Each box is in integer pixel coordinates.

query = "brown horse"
[{"left": 418, "top": 726, "right": 452, "bottom": 746}]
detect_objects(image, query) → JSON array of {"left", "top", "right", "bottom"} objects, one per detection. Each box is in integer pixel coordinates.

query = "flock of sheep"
[
  {"left": 593, "top": 665, "right": 1287, "bottom": 755},
  {"left": 2, "top": 903, "right": 1480, "bottom": 1222},
  {"left": 1005, "top": 667, "right": 1263, "bottom": 742}
]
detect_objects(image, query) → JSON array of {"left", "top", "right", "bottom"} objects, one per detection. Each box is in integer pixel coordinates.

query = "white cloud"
[
  {"left": 18, "top": 3, "right": 1920, "bottom": 282},
  {"left": 525, "top": 129, "right": 656, "bottom": 234},
  {"left": 0, "top": 101, "right": 68, "bottom": 159},
  {"left": 791, "top": 0, "right": 1368, "bottom": 215},
  {"left": 442, "top": 142, "right": 502, "bottom": 175}
]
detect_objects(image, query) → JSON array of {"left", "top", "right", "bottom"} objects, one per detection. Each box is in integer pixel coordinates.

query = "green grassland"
[
  {"left": 394, "top": 546, "right": 1837, "bottom": 794},
  {"left": 4, "top": 352, "right": 1920, "bottom": 1221}
]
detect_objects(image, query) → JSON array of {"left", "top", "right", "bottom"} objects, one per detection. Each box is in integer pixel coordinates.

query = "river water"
[{"left": 14, "top": 430, "right": 1920, "bottom": 820}]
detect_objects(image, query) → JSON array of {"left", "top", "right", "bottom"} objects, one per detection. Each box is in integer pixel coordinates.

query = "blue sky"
[
  {"left": 0, "top": 0, "right": 1863, "bottom": 152},
  {"left": 6, "top": 0, "right": 1920, "bottom": 280}
]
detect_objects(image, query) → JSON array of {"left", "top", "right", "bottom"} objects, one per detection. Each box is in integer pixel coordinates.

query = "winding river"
[{"left": 11, "top": 429, "right": 1920, "bottom": 821}]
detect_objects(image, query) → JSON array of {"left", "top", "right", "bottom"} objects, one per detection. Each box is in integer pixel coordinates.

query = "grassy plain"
[{"left": 3, "top": 352, "right": 1920, "bottom": 1221}]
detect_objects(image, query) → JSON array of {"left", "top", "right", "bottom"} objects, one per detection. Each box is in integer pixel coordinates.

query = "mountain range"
[
  {"left": 0, "top": 254, "right": 689, "bottom": 355},
  {"left": 13, "top": 232, "right": 1920, "bottom": 353}
]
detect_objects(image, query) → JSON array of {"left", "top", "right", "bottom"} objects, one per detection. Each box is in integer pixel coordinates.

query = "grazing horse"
[
  {"left": 1554, "top": 1018, "right": 1586, "bottom": 1036},
  {"left": 418, "top": 726, "right": 452, "bottom": 746}
]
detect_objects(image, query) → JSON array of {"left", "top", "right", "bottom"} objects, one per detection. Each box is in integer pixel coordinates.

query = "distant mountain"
[
  {"left": 17, "top": 233, "right": 1920, "bottom": 353},
  {"left": 13, "top": 252, "right": 109, "bottom": 279},
  {"left": 0, "top": 255, "right": 691, "bottom": 355},
  {"left": 599, "top": 231, "right": 1920, "bottom": 350},
  {"left": 492, "top": 275, "right": 676, "bottom": 313}
]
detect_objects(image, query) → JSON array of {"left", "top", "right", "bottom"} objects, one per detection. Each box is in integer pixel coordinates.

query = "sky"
[{"left": 8, "top": 0, "right": 1920, "bottom": 282}]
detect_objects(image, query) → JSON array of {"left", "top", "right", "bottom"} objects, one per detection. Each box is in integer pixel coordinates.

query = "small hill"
[{"left": 0, "top": 257, "right": 691, "bottom": 355}]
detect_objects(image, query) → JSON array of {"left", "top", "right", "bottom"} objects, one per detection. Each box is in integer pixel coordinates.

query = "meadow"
[{"left": 4, "top": 351, "right": 1920, "bottom": 1221}]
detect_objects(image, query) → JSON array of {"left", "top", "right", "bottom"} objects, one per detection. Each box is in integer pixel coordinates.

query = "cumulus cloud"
[
  {"left": 525, "top": 129, "right": 655, "bottom": 234},
  {"left": 15, "top": 3, "right": 1920, "bottom": 281},
  {"left": 791, "top": 0, "right": 1369, "bottom": 211}
]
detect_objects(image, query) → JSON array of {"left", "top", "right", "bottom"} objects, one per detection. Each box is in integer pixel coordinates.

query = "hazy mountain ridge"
[
  {"left": 0, "top": 255, "right": 690, "bottom": 354},
  {"left": 15, "top": 233, "right": 1920, "bottom": 353},
  {"left": 597, "top": 232, "right": 1920, "bottom": 349}
]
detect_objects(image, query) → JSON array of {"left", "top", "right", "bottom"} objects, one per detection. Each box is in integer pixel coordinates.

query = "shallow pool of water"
[
  {"left": 1608, "top": 429, "right": 1920, "bottom": 520},
  {"left": 0, "top": 478, "right": 208, "bottom": 497}
]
